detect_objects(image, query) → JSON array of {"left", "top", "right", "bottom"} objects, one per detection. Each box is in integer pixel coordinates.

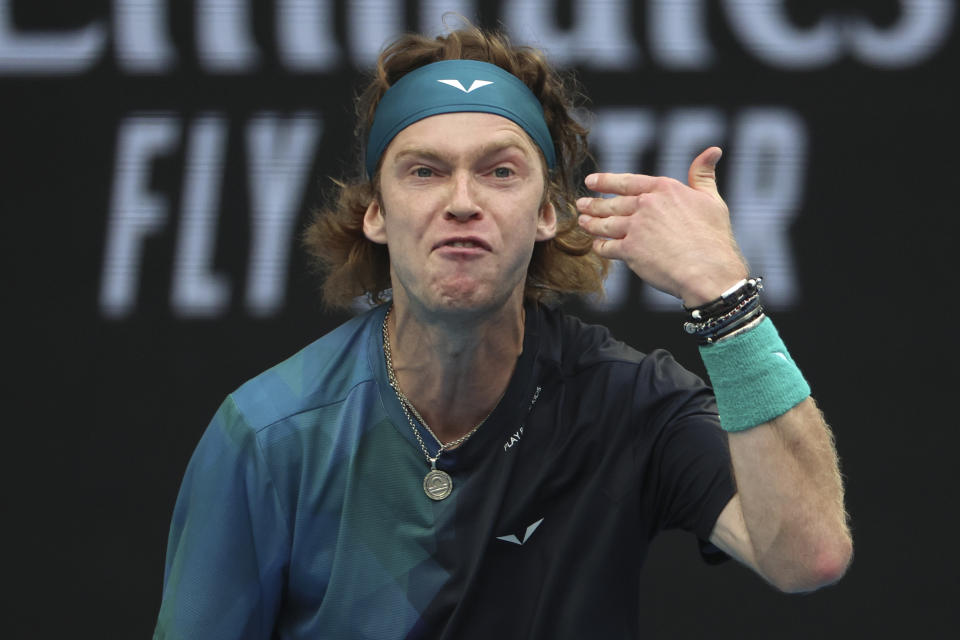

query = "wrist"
[
  {"left": 683, "top": 277, "right": 764, "bottom": 345},
  {"left": 677, "top": 266, "right": 749, "bottom": 307}
]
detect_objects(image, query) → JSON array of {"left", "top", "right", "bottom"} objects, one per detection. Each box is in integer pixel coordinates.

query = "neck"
[{"left": 386, "top": 295, "right": 525, "bottom": 445}]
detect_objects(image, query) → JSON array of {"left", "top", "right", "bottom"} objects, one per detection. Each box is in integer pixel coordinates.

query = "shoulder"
[
  {"left": 535, "top": 303, "right": 636, "bottom": 370},
  {"left": 227, "top": 306, "right": 386, "bottom": 432},
  {"left": 537, "top": 304, "right": 699, "bottom": 380},
  {"left": 535, "top": 304, "right": 715, "bottom": 415}
]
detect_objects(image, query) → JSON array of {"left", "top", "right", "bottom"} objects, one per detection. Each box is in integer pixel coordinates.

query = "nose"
[{"left": 446, "top": 171, "right": 480, "bottom": 222}]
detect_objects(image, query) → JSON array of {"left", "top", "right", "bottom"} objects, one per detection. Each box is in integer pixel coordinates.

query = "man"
[{"left": 155, "top": 24, "right": 851, "bottom": 639}]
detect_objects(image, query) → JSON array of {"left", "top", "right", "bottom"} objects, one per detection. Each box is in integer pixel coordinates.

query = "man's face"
[{"left": 363, "top": 112, "right": 557, "bottom": 316}]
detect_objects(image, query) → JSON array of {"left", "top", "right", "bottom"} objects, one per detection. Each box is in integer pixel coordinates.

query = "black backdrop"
[{"left": 4, "top": 1, "right": 958, "bottom": 637}]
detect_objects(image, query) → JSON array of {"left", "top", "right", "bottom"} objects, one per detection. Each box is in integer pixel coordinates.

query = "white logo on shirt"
[
  {"left": 503, "top": 386, "right": 541, "bottom": 454},
  {"left": 503, "top": 426, "right": 524, "bottom": 451},
  {"left": 437, "top": 79, "right": 494, "bottom": 93},
  {"left": 496, "top": 518, "right": 544, "bottom": 545}
]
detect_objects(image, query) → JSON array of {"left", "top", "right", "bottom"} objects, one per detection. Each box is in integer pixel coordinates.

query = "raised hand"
[{"left": 576, "top": 147, "right": 748, "bottom": 307}]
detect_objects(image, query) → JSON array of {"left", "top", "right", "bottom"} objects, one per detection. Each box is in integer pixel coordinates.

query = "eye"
[
  {"left": 414, "top": 167, "right": 433, "bottom": 178},
  {"left": 492, "top": 167, "right": 513, "bottom": 178}
]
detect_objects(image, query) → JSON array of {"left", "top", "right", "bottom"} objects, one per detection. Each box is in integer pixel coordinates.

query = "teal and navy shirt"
[{"left": 155, "top": 302, "right": 734, "bottom": 639}]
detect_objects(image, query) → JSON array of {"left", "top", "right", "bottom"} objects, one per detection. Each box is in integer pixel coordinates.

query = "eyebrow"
[{"left": 391, "top": 136, "right": 534, "bottom": 166}]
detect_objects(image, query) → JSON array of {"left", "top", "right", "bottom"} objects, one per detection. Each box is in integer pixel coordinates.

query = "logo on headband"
[{"left": 437, "top": 79, "right": 494, "bottom": 93}]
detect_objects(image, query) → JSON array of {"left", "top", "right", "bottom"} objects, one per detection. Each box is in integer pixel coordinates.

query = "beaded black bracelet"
[{"left": 685, "top": 297, "right": 764, "bottom": 344}]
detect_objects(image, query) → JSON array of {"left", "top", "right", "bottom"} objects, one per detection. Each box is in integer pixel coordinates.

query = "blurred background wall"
[{"left": 3, "top": 1, "right": 957, "bottom": 637}]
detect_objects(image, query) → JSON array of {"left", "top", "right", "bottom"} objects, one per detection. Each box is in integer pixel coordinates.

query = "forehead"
[{"left": 384, "top": 112, "right": 543, "bottom": 162}]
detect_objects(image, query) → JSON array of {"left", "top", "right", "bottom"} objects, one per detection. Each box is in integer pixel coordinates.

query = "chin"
[
  {"left": 430, "top": 282, "right": 512, "bottom": 316},
  {"left": 433, "top": 291, "right": 490, "bottom": 313}
]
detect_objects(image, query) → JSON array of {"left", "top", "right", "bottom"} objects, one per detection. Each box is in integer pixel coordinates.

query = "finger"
[
  {"left": 687, "top": 146, "right": 722, "bottom": 197},
  {"left": 585, "top": 172, "right": 657, "bottom": 196},
  {"left": 591, "top": 236, "right": 626, "bottom": 260},
  {"left": 578, "top": 213, "right": 629, "bottom": 239},
  {"left": 576, "top": 194, "right": 641, "bottom": 218}
]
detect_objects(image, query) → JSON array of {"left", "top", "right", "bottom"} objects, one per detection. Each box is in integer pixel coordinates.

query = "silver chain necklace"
[{"left": 382, "top": 306, "right": 498, "bottom": 500}]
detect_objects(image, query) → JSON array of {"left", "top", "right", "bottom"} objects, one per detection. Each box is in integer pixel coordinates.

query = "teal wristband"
[{"left": 698, "top": 317, "right": 810, "bottom": 432}]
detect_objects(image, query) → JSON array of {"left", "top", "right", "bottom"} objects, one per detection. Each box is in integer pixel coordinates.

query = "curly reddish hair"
[{"left": 303, "top": 24, "right": 608, "bottom": 309}]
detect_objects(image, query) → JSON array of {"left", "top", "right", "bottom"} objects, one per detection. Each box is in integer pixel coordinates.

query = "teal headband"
[{"left": 365, "top": 59, "right": 557, "bottom": 176}]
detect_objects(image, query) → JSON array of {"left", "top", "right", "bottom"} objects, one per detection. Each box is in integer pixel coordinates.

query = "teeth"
[{"left": 449, "top": 241, "right": 477, "bottom": 248}]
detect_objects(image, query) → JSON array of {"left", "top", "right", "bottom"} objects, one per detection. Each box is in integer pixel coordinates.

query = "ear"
[
  {"left": 535, "top": 200, "right": 557, "bottom": 241},
  {"left": 363, "top": 199, "right": 388, "bottom": 245}
]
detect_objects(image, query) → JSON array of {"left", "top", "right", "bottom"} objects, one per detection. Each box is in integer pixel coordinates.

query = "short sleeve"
[
  {"left": 639, "top": 353, "right": 736, "bottom": 554},
  {"left": 154, "top": 396, "right": 291, "bottom": 639},
  {"left": 651, "top": 414, "right": 734, "bottom": 541}
]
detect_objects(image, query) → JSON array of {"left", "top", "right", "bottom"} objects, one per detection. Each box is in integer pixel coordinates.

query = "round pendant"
[{"left": 423, "top": 469, "right": 453, "bottom": 500}]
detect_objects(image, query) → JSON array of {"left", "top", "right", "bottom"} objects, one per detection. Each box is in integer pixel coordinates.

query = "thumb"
[{"left": 688, "top": 146, "right": 722, "bottom": 197}]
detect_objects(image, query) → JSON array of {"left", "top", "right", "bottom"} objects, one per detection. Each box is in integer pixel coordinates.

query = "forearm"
[
  {"left": 699, "top": 315, "right": 852, "bottom": 592},
  {"left": 727, "top": 397, "right": 852, "bottom": 592}
]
